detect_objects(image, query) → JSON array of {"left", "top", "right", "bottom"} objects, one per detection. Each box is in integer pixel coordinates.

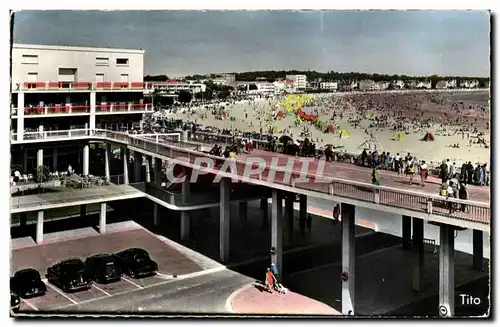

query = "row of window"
[{"left": 21, "top": 55, "right": 130, "bottom": 67}]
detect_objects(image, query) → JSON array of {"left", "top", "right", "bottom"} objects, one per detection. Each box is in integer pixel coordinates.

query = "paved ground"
[
  {"left": 11, "top": 184, "right": 143, "bottom": 212},
  {"left": 229, "top": 284, "right": 341, "bottom": 315},
  {"left": 285, "top": 243, "right": 489, "bottom": 316}
]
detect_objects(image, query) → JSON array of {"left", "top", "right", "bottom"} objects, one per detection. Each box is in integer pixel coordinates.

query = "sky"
[{"left": 12, "top": 10, "right": 490, "bottom": 77}]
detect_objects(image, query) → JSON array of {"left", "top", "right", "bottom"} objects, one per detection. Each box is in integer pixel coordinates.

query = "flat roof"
[{"left": 13, "top": 43, "right": 145, "bottom": 55}]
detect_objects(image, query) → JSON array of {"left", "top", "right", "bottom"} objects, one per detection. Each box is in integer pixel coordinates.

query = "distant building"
[
  {"left": 220, "top": 73, "right": 236, "bottom": 84},
  {"left": 460, "top": 80, "right": 479, "bottom": 89},
  {"left": 153, "top": 80, "right": 206, "bottom": 95},
  {"left": 358, "top": 79, "right": 375, "bottom": 91},
  {"left": 319, "top": 81, "right": 338, "bottom": 91},
  {"left": 436, "top": 79, "right": 457, "bottom": 89},
  {"left": 416, "top": 81, "right": 432, "bottom": 89},
  {"left": 393, "top": 80, "right": 405, "bottom": 89},
  {"left": 435, "top": 80, "right": 447, "bottom": 89},
  {"left": 274, "top": 78, "right": 296, "bottom": 93},
  {"left": 405, "top": 80, "right": 418, "bottom": 89},
  {"left": 285, "top": 75, "right": 307, "bottom": 90},
  {"left": 373, "top": 81, "right": 390, "bottom": 90}
]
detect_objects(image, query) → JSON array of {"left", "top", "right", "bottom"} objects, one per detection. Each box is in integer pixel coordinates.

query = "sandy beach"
[{"left": 161, "top": 90, "right": 490, "bottom": 168}]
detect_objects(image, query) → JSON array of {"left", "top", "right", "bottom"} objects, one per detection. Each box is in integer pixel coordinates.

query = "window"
[
  {"left": 58, "top": 68, "right": 77, "bottom": 82},
  {"left": 27, "top": 72, "right": 38, "bottom": 82},
  {"left": 120, "top": 74, "right": 129, "bottom": 83},
  {"left": 96, "top": 73, "right": 105, "bottom": 83},
  {"left": 22, "top": 54, "right": 38, "bottom": 64},
  {"left": 96, "top": 57, "right": 109, "bottom": 66},
  {"left": 116, "top": 58, "right": 129, "bottom": 66}
]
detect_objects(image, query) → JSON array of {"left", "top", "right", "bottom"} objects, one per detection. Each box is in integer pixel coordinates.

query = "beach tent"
[
  {"left": 421, "top": 132, "right": 435, "bottom": 141},
  {"left": 276, "top": 111, "right": 285, "bottom": 119},
  {"left": 340, "top": 128, "right": 350, "bottom": 138},
  {"left": 395, "top": 132, "right": 405, "bottom": 141},
  {"left": 327, "top": 124, "right": 335, "bottom": 134}
]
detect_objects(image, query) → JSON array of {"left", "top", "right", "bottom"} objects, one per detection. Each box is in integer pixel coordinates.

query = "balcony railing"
[
  {"left": 95, "top": 103, "right": 152, "bottom": 113},
  {"left": 8, "top": 128, "right": 491, "bottom": 228},
  {"left": 16, "top": 81, "right": 153, "bottom": 91}
]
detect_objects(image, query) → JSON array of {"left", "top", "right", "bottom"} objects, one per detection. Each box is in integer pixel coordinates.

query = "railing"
[
  {"left": 10, "top": 175, "right": 137, "bottom": 209},
  {"left": 10, "top": 128, "right": 92, "bottom": 142},
  {"left": 8, "top": 128, "right": 491, "bottom": 226},
  {"left": 16, "top": 81, "right": 153, "bottom": 91},
  {"left": 126, "top": 133, "right": 490, "bottom": 226},
  {"left": 95, "top": 103, "right": 152, "bottom": 113}
]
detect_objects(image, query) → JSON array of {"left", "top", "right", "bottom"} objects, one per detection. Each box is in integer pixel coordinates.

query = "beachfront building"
[
  {"left": 285, "top": 74, "right": 307, "bottom": 91},
  {"left": 416, "top": 81, "right": 432, "bottom": 89},
  {"left": 373, "top": 81, "right": 390, "bottom": 90},
  {"left": 358, "top": 79, "right": 375, "bottom": 91},
  {"left": 392, "top": 80, "right": 406, "bottom": 89},
  {"left": 436, "top": 79, "right": 457, "bottom": 89},
  {"left": 319, "top": 81, "right": 338, "bottom": 91},
  {"left": 273, "top": 78, "right": 296, "bottom": 93},
  {"left": 460, "top": 80, "right": 480, "bottom": 89},
  {"left": 11, "top": 43, "right": 152, "bottom": 172},
  {"left": 153, "top": 80, "right": 206, "bottom": 95},
  {"left": 219, "top": 73, "right": 236, "bottom": 85}
]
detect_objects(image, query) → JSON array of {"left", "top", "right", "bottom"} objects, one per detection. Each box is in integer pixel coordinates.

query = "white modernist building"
[
  {"left": 285, "top": 75, "right": 307, "bottom": 91},
  {"left": 12, "top": 44, "right": 145, "bottom": 90},
  {"left": 153, "top": 80, "right": 206, "bottom": 95},
  {"left": 11, "top": 43, "right": 152, "bottom": 142},
  {"left": 319, "top": 81, "right": 338, "bottom": 91}
]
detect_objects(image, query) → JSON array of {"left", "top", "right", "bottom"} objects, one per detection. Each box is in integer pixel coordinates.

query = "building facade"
[
  {"left": 285, "top": 75, "right": 307, "bottom": 91},
  {"left": 11, "top": 44, "right": 152, "bottom": 173},
  {"left": 319, "top": 81, "right": 338, "bottom": 91}
]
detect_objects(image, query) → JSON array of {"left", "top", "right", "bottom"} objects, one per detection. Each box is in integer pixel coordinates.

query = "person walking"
[
  {"left": 420, "top": 160, "right": 428, "bottom": 186},
  {"left": 264, "top": 268, "right": 275, "bottom": 293}
]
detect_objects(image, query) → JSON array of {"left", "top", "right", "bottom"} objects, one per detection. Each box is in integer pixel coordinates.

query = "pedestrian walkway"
[{"left": 228, "top": 284, "right": 341, "bottom": 315}]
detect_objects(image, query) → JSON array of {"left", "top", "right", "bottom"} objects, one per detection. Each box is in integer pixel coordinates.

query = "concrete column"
[
  {"left": 341, "top": 203, "right": 356, "bottom": 315},
  {"left": 239, "top": 202, "right": 248, "bottom": 221},
  {"left": 121, "top": 147, "right": 129, "bottom": 184},
  {"left": 271, "top": 190, "right": 283, "bottom": 275},
  {"left": 180, "top": 181, "right": 190, "bottom": 241},
  {"left": 402, "top": 215, "right": 412, "bottom": 249},
  {"left": 299, "top": 194, "right": 307, "bottom": 222},
  {"left": 83, "top": 144, "right": 89, "bottom": 176},
  {"left": 104, "top": 143, "right": 110, "bottom": 181},
  {"left": 133, "top": 151, "right": 142, "bottom": 182},
  {"left": 153, "top": 203, "right": 159, "bottom": 226},
  {"left": 412, "top": 218, "right": 424, "bottom": 292},
  {"left": 182, "top": 130, "right": 188, "bottom": 141},
  {"left": 219, "top": 178, "right": 230, "bottom": 262},
  {"left": 80, "top": 204, "right": 87, "bottom": 218},
  {"left": 472, "top": 229, "right": 483, "bottom": 271},
  {"left": 154, "top": 158, "right": 162, "bottom": 186},
  {"left": 37, "top": 149, "right": 43, "bottom": 168},
  {"left": 36, "top": 211, "right": 44, "bottom": 244},
  {"left": 145, "top": 155, "right": 151, "bottom": 183},
  {"left": 439, "top": 224, "right": 455, "bottom": 317},
  {"left": 20, "top": 212, "right": 27, "bottom": 228},
  {"left": 17, "top": 92, "right": 24, "bottom": 141},
  {"left": 52, "top": 147, "right": 58, "bottom": 172},
  {"left": 90, "top": 91, "right": 96, "bottom": 131},
  {"left": 99, "top": 203, "right": 107, "bottom": 234}
]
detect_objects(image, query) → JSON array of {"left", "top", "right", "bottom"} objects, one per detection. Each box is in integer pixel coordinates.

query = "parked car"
[
  {"left": 46, "top": 258, "right": 92, "bottom": 292},
  {"left": 10, "top": 292, "right": 20, "bottom": 313},
  {"left": 10, "top": 268, "right": 47, "bottom": 298},
  {"left": 85, "top": 254, "right": 122, "bottom": 284},
  {"left": 113, "top": 248, "right": 158, "bottom": 278}
]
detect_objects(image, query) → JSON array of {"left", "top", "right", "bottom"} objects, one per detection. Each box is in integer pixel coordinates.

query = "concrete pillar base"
[
  {"left": 472, "top": 229, "right": 483, "bottom": 271},
  {"left": 153, "top": 203, "right": 159, "bottom": 226},
  {"left": 271, "top": 190, "right": 283, "bottom": 276},
  {"left": 83, "top": 144, "right": 89, "bottom": 176},
  {"left": 180, "top": 212, "right": 190, "bottom": 241},
  {"left": 219, "top": 178, "right": 230, "bottom": 262},
  {"left": 36, "top": 211, "right": 44, "bottom": 244},
  {"left": 402, "top": 215, "right": 412, "bottom": 249},
  {"left": 439, "top": 224, "right": 455, "bottom": 317},
  {"left": 412, "top": 218, "right": 424, "bottom": 292},
  {"left": 99, "top": 203, "right": 107, "bottom": 234},
  {"left": 341, "top": 202, "right": 356, "bottom": 315}
]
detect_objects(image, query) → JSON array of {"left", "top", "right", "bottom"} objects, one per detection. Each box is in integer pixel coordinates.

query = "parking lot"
[{"left": 12, "top": 227, "right": 203, "bottom": 312}]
